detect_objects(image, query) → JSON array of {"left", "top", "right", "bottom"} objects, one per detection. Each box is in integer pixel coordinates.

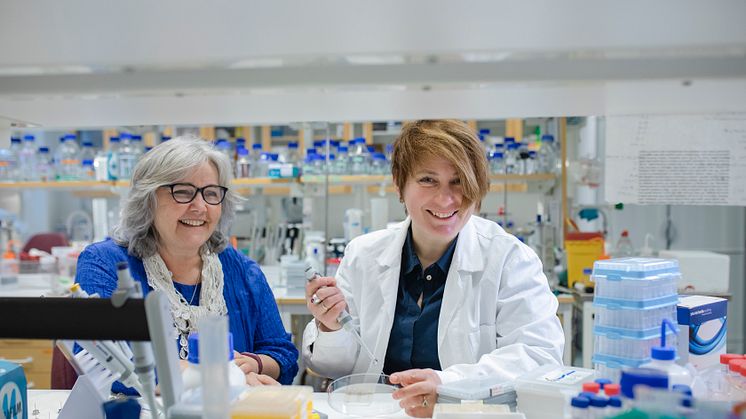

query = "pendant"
[
  {"left": 179, "top": 333, "right": 188, "bottom": 347},
  {"left": 179, "top": 346, "right": 188, "bottom": 359}
]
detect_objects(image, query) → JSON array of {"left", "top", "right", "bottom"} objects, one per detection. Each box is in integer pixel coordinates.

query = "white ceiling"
[{"left": 0, "top": 0, "right": 744, "bottom": 128}]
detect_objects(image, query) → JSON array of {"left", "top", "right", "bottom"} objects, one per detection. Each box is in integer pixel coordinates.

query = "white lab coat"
[{"left": 302, "top": 215, "right": 564, "bottom": 384}]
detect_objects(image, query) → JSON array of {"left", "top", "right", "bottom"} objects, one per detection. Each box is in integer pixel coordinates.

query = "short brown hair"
[{"left": 391, "top": 120, "right": 490, "bottom": 211}]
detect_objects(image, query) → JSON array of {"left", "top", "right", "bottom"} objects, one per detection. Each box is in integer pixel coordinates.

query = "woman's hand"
[
  {"left": 234, "top": 351, "right": 260, "bottom": 374},
  {"left": 390, "top": 369, "right": 441, "bottom": 418},
  {"left": 305, "top": 275, "right": 347, "bottom": 332},
  {"left": 245, "top": 372, "right": 280, "bottom": 386}
]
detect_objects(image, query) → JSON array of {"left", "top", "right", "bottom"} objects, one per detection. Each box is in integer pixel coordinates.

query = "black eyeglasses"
[{"left": 162, "top": 183, "right": 228, "bottom": 205}]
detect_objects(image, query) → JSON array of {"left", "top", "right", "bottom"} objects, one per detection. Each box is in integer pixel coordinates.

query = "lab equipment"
[
  {"left": 198, "top": 315, "right": 231, "bottom": 419},
  {"left": 229, "top": 386, "right": 313, "bottom": 419},
  {"left": 514, "top": 364, "right": 596, "bottom": 419},
  {"left": 37, "top": 146, "right": 54, "bottom": 181},
  {"left": 640, "top": 319, "right": 693, "bottom": 388},
  {"left": 691, "top": 353, "right": 744, "bottom": 400},
  {"left": 181, "top": 332, "right": 246, "bottom": 394},
  {"left": 0, "top": 360, "right": 27, "bottom": 419},
  {"left": 564, "top": 232, "right": 604, "bottom": 289},
  {"left": 619, "top": 368, "right": 668, "bottom": 400},
  {"left": 235, "top": 147, "right": 251, "bottom": 178},
  {"left": 326, "top": 373, "right": 400, "bottom": 416},
  {"left": 677, "top": 295, "right": 727, "bottom": 370},
  {"left": 343, "top": 208, "right": 363, "bottom": 242},
  {"left": 659, "top": 249, "right": 730, "bottom": 293},
  {"left": 592, "top": 258, "right": 680, "bottom": 381},
  {"left": 570, "top": 396, "right": 589, "bottom": 419},
  {"left": 107, "top": 136, "right": 121, "bottom": 180},
  {"left": 349, "top": 137, "right": 370, "bottom": 174},
  {"left": 436, "top": 376, "right": 516, "bottom": 409},
  {"left": 433, "top": 403, "right": 523, "bottom": 419},
  {"left": 304, "top": 265, "right": 378, "bottom": 366},
  {"left": 613, "top": 230, "right": 635, "bottom": 257},
  {"left": 56, "top": 134, "right": 80, "bottom": 180},
  {"left": 117, "top": 133, "right": 138, "bottom": 180}
]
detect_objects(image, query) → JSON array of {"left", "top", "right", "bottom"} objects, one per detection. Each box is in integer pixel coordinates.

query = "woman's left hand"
[
  {"left": 390, "top": 368, "right": 441, "bottom": 418},
  {"left": 234, "top": 351, "right": 260, "bottom": 374}
]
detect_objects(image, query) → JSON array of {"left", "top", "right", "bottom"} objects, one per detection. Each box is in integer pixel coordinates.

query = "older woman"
[
  {"left": 303, "top": 120, "right": 564, "bottom": 417},
  {"left": 76, "top": 136, "right": 298, "bottom": 392}
]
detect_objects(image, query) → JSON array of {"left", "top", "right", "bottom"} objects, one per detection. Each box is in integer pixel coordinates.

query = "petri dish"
[{"left": 327, "top": 373, "right": 402, "bottom": 417}]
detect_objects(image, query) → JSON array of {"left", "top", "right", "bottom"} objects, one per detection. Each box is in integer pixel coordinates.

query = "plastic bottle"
[
  {"left": 181, "top": 332, "right": 245, "bottom": 393},
  {"left": 334, "top": 146, "right": 349, "bottom": 175},
  {"left": 302, "top": 153, "right": 319, "bottom": 176},
  {"left": 490, "top": 151, "right": 504, "bottom": 175},
  {"left": 728, "top": 359, "right": 746, "bottom": 397},
  {"left": 587, "top": 394, "right": 607, "bottom": 419},
  {"left": 36, "top": 147, "right": 54, "bottom": 182},
  {"left": 107, "top": 136, "right": 121, "bottom": 180},
  {"left": 3, "top": 137, "right": 22, "bottom": 181},
  {"left": 349, "top": 137, "right": 370, "bottom": 174},
  {"left": 235, "top": 147, "right": 251, "bottom": 179},
  {"left": 614, "top": 230, "right": 635, "bottom": 257},
  {"left": 94, "top": 148, "right": 109, "bottom": 181},
  {"left": 691, "top": 353, "right": 743, "bottom": 400},
  {"left": 57, "top": 134, "right": 80, "bottom": 180},
  {"left": 215, "top": 139, "right": 233, "bottom": 165},
  {"left": 538, "top": 134, "right": 560, "bottom": 174},
  {"left": 370, "top": 153, "right": 388, "bottom": 175},
  {"left": 18, "top": 135, "right": 39, "bottom": 181},
  {"left": 131, "top": 135, "right": 144, "bottom": 161},
  {"left": 285, "top": 141, "right": 300, "bottom": 167},
  {"left": 79, "top": 142, "right": 96, "bottom": 178},
  {"left": 570, "top": 396, "right": 589, "bottom": 419},
  {"left": 385, "top": 143, "right": 394, "bottom": 164},
  {"left": 525, "top": 150, "right": 538, "bottom": 174},
  {"left": 248, "top": 144, "right": 263, "bottom": 177},
  {"left": 640, "top": 319, "right": 693, "bottom": 388},
  {"left": 504, "top": 142, "right": 521, "bottom": 174},
  {"left": 117, "top": 134, "right": 137, "bottom": 180}
]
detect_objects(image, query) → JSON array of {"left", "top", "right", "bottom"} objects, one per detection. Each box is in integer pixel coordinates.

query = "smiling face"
[
  {"left": 153, "top": 161, "right": 222, "bottom": 256},
  {"left": 399, "top": 156, "right": 475, "bottom": 250}
]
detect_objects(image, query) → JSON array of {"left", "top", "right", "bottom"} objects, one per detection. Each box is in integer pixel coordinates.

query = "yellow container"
[
  {"left": 565, "top": 234, "right": 604, "bottom": 289},
  {"left": 230, "top": 386, "right": 313, "bottom": 419}
]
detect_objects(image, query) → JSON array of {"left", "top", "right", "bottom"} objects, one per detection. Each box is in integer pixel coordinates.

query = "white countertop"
[{"left": 27, "top": 390, "right": 413, "bottom": 419}]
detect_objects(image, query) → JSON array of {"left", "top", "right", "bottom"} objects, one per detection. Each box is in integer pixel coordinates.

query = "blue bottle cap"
[
  {"left": 620, "top": 368, "right": 669, "bottom": 399},
  {"left": 367, "top": 146, "right": 375, "bottom": 153},
  {"left": 588, "top": 395, "right": 608, "bottom": 408},
  {"left": 252, "top": 143, "right": 262, "bottom": 150},
  {"left": 103, "top": 398, "right": 141, "bottom": 419},
  {"left": 161, "top": 136, "right": 172, "bottom": 141},
  {"left": 187, "top": 332, "right": 234, "bottom": 364},
  {"left": 578, "top": 391, "right": 596, "bottom": 399},
  {"left": 542, "top": 134, "right": 555, "bottom": 142},
  {"left": 82, "top": 142, "right": 93, "bottom": 147},
  {"left": 503, "top": 137, "right": 515, "bottom": 143},
  {"left": 237, "top": 148, "right": 249, "bottom": 156},
  {"left": 385, "top": 144, "right": 394, "bottom": 152},
  {"left": 608, "top": 396, "right": 622, "bottom": 408},
  {"left": 479, "top": 129, "right": 491, "bottom": 135},
  {"left": 288, "top": 141, "right": 299, "bottom": 149},
  {"left": 39, "top": 147, "right": 49, "bottom": 153},
  {"left": 110, "top": 137, "right": 120, "bottom": 143},
  {"left": 672, "top": 384, "right": 692, "bottom": 396},
  {"left": 64, "top": 134, "right": 77, "bottom": 140},
  {"left": 651, "top": 319, "right": 678, "bottom": 361},
  {"left": 570, "top": 396, "right": 589, "bottom": 408},
  {"left": 23, "top": 135, "right": 35, "bottom": 141},
  {"left": 594, "top": 378, "right": 612, "bottom": 389},
  {"left": 236, "top": 137, "right": 245, "bottom": 144},
  {"left": 120, "top": 133, "right": 132, "bottom": 140},
  {"left": 337, "top": 146, "right": 348, "bottom": 153},
  {"left": 82, "top": 159, "right": 94, "bottom": 166},
  {"left": 133, "top": 135, "right": 142, "bottom": 141}
]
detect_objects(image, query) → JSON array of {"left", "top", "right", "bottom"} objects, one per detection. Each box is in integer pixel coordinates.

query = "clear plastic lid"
[
  {"left": 515, "top": 364, "right": 596, "bottom": 392},
  {"left": 437, "top": 376, "right": 515, "bottom": 400},
  {"left": 327, "top": 373, "right": 401, "bottom": 416},
  {"left": 593, "top": 258, "right": 679, "bottom": 278}
]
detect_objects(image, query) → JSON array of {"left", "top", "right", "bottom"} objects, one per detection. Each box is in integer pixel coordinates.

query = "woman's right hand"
[{"left": 305, "top": 275, "right": 347, "bottom": 332}]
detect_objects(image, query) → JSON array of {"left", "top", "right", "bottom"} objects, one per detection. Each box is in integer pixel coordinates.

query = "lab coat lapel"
[
  {"left": 365, "top": 219, "right": 409, "bottom": 368},
  {"left": 437, "top": 217, "right": 484, "bottom": 351}
]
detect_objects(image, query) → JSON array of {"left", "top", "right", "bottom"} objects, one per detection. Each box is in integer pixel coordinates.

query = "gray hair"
[{"left": 112, "top": 135, "right": 238, "bottom": 258}]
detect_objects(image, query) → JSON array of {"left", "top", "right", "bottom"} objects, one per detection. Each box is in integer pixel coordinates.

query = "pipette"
[{"left": 305, "top": 265, "right": 378, "bottom": 365}]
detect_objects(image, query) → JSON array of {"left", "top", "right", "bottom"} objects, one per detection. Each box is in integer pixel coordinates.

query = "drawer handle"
[{"left": 0, "top": 356, "right": 33, "bottom": 365}]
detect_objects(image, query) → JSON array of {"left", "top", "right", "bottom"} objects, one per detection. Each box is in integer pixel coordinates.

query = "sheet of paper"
[{"left": 605, "top": 113, "right": 746, "bottom": 205}]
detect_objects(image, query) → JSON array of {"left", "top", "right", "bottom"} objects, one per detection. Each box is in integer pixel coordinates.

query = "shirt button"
[{"left": 425, "top": 275, "right": 432, "bottom": 281}]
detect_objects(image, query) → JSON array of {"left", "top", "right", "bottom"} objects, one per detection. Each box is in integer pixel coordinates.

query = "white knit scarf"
[{"left": 143, "top": 249, "right": 227, "bottom": 359}]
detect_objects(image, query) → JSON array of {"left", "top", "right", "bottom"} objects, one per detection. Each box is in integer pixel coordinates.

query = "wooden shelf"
[{"left": 0, "top": 173, "right": 557, "bottom": 196}]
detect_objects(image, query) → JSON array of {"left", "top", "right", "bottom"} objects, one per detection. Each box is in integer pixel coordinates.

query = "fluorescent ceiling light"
[{"left": 344, "top": 54, "right": 406, "bottom": 65}]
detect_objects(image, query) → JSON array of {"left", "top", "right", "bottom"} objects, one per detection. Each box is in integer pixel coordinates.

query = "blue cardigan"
[{"left": 75, "top": 239, "right": 299, "bottom": 388}]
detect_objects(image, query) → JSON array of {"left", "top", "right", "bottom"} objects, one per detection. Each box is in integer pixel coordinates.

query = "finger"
[
  {"left": 245, "top": 372, "right": 262, "bottom": 386},
  {"left": 238, "top": 362, "right": 253, "bottom": 375},
  {"left": 392, "top": 381, "right": 431, "bottom": 400},
  {"left": 307, "top": 276, "right": 337, "bottom": 295},
  {"left": 404, "top": 405, "right": 432, "bottom": 418},
  {"left": 313, "top": 285, "right": 342, "bottom": 302},
  {"left": 390, "top": 369, "right": 424, "bottom": 387},
  {"left": 256, "top": 374, "right": 281, "bottom": 386}
]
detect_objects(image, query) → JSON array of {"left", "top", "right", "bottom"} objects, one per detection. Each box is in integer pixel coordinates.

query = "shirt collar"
[{"left": 401, "top": 226, "right": 459, "bottom": 276}]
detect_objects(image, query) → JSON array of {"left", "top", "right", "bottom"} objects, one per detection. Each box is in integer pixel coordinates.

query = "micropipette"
[{"left": 305, "top": 265, "right": 379, "bottom": 365}]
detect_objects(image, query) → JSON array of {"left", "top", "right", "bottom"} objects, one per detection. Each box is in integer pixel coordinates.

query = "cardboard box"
[
  {"left": 0, "top": 360, "right": 27, "bottom": 419},
  {"left": 677, "top": 295, "right": 728, "bottom": 370}
]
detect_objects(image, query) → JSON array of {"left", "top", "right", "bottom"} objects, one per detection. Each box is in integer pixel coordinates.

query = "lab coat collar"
[
  {"left": 450, "top": 215, "right": 484, "bottom": 273},
  {"left": 375, "top": 216, "right": 484, "bottom": 273}
]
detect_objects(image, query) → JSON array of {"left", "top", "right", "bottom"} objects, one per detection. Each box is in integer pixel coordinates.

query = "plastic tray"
[
  {"left": 593, "top": 303, "right": 677, "bottom": 331},
  {"left": 594, "top": 331, "right": 677, "bottom": 361},
  {"left": 592, "top": 258, "right": 680, "bottom": 301}
]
